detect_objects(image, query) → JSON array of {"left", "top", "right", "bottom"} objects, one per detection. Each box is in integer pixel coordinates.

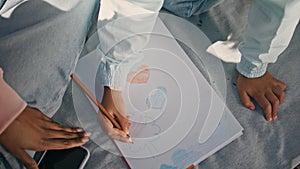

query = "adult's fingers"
[
  {"left": 39, "top": 137, "right": 89, "bottom": 150},
  {"left": 253, "top": 94, "right": 272, "bottom": 121},
  {"left": 273, "top": 85, "right": 285, "bottom": 104},
  {"left": 265, "top": 92, "right": 280, "bottom": 120},
  {"left": 43, "top": 120, "right": 84, "bottom": 133},
  {"left": 29, "top": 107, "right": 85, "bottom": 133},
  {"left": 12, "top": 149, "right": 38, "bottom": 169},
  {"left": 238, "top": 90, "right": 255, "bottom": 110},
  {"left": 45, "top": 129, "right": 89, "bottom": 140}
]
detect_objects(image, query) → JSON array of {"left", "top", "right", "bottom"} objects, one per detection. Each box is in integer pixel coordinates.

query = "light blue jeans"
[
  {"left": 163, "top": 0, "right": 224, "bottom": 17},
  {"left": 0, "top": 0, "right": 98, "bottom": 168}
]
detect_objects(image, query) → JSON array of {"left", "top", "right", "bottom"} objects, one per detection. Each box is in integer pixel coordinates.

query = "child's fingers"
[
  {"left": 265, "top": 92, "right": 280, "bottom": 120},
  {"left": 274, "top": 78, "right": 286, "bottom": 90},
  {"left": 115, "top": 112, "right": 130, "bottom": 134},
  {"left": 253, "top": 94, "right": 272, "bottom": 121},
  {"left": 104, "top": 127, "right": 128, "bottom": 140},
  {"left": 128, "top": 122, "right": 132, "bottom": 129},
  {"left": 110, "top": 134, "right": 130, "bottom": 143},
  {"left": 99, "top": 113, "right": 128, "bottom": 137},
  {"left": 97, "top": 113, "right": 114, "bottom": 136},
  {"left": 238, "top": 90, "right": 255, "bottom": 110},
  {"left": 273, "top": 85, "right": 285, "bottom": 104}
]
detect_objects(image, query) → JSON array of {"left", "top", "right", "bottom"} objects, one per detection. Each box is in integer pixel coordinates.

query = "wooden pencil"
[
  {"left": 70, "top": 73, "right": 123, "bottom": 130},
  {"left": 71, "top": 73, "right": 133, "bottom": 143}
]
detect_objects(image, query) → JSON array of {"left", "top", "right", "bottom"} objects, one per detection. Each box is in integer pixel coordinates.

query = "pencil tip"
[{"left": 127, "top": 135, "right": 134, "bottom": 144}]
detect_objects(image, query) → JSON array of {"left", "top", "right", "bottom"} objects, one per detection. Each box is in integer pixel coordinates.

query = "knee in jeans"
[
  {"left": 163, "top": 0, "right": 223, "bottom": 17},
  {"left": 163, "top": 0, "right": 198, "bottom": 17}
]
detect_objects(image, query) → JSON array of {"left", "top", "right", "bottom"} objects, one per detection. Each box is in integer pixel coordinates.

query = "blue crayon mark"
[
  {"left": 171, "top": 149, "right": 200, "bottom": 169},
  {"left": 160, "top": 164, "right": 177, "bottom": 169},
  {"left": 146, "top": 86, "right": 167, "bottom": 109}
]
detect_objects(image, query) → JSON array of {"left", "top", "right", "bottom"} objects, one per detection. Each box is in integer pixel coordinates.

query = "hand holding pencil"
[
  {"left": 71, "top": 74, "right": 132, "bottom": 143},
  {"left": 99, "top": 86, "right": 132, "bottom": 143}
]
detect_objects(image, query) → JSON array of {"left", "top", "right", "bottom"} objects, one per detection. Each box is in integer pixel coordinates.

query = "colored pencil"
[{"left": 70, "top": 73, "right": 132, "bottom": 143}]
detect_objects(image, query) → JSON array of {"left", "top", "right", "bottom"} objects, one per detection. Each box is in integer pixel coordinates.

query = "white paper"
[{"left": 74, "top": 16, "right": 243, "bottom": 169}]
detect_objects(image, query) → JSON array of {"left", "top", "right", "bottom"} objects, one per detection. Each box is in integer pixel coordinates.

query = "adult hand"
[
  {"left": 237, "top": 71, "right": 286, "bottom": 121},
  {"left": 98, "top": 86, "right": 131, "bottom": 143},
  {"left": 0, "top": 106, "right": 90, "bottom": 169}
]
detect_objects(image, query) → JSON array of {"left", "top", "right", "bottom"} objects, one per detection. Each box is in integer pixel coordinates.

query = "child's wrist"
[{"left": 104, "top": 86, "right": 123, "bottom": 92}]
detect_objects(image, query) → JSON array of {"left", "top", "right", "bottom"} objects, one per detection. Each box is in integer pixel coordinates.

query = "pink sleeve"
[{"left": 0, "top": 68, "right": 27, "bottom": 134}]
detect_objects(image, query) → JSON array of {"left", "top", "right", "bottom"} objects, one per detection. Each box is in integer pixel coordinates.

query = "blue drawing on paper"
[
  {"left": 146, "top": 86, "right": 167, "bottom": 109},
  {"left": 171, "top": 149, "right": 200, "bottom": 169},
  {"left": 160, "top": 164, "right": 177, "bottom": 169},
  {"left": 159, "top": 148, "right": 200, "bottom": 169}
]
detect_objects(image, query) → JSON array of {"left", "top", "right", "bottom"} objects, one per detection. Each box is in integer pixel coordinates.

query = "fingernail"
[
  {"left": 128, "top": 137, "right": 134, "bottom": 144},
  {"left": 77, "top": 128, "right": 84, "bottom": 132},
  {"left": 127, "top": 134, "right": 134, "bottom": 144},
  {"left": 274, "top": 116, "right": 278, "bottom": 120},
  {"left": 85, "top": 132, "right": 92, "bottom": 137},
  {"left": 82, "top": 138, "right": 89, "bottom": 143}
]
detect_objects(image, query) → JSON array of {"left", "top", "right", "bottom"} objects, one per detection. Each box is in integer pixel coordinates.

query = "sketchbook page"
[
  {"left": 113, "top": 19, "right": 209, "bottom": 158},
  {"left": 73, "top": 14, "right": 243, "bottom": 169},
  {"left": 111, "top": 17, "right": 243, "bottom": 168},
  {"left": 148, "top": 16, "right": 227, "bottom": 144},
  {"left": 125, "top": 107, "right": 243, "bottom": 169},
  {"left": 73, "top": 52, "right": 243, "bottom": 168}
]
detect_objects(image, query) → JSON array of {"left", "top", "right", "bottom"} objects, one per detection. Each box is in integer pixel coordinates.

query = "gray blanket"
[
  {"left": 0, "top": 0, "right": 299, "bottom": 168},
  {"left": 56, "top": 1, "right": 300, "bottom": 168}
]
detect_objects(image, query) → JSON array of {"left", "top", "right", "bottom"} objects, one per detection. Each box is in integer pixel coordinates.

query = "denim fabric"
[
  {"left": 0, "top": 0, "right": 24, "bottom": 15},
  {"left": 163, "top": 0, "right": 223, "bottom": 17},
  {"left": 0, "top": 0, "right": 6, "bottom": 10},
  {"left": 237, "top": 0, "right": 300, "bottom": 78},
  {"left": 0, "top": 0, "right": 98, "bottom": 168},
  {"left": 97, "top": 0, "right": 162, "bottom": 90}
]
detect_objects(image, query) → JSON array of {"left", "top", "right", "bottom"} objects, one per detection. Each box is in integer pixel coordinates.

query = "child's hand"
[
  {"left": 98, "top": 86, "right": 131, "bottom": 142},
  {"left": 237, "top": 72, "right": 286, "bottom": 121}
]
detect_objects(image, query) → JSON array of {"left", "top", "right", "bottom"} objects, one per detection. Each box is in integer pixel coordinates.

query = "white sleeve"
[
  {"left": 96, "top": 0, "right": 164, "bottom": 90},
  {"left": 237, "top": 0, "right": 300, "bottom": 78}
]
